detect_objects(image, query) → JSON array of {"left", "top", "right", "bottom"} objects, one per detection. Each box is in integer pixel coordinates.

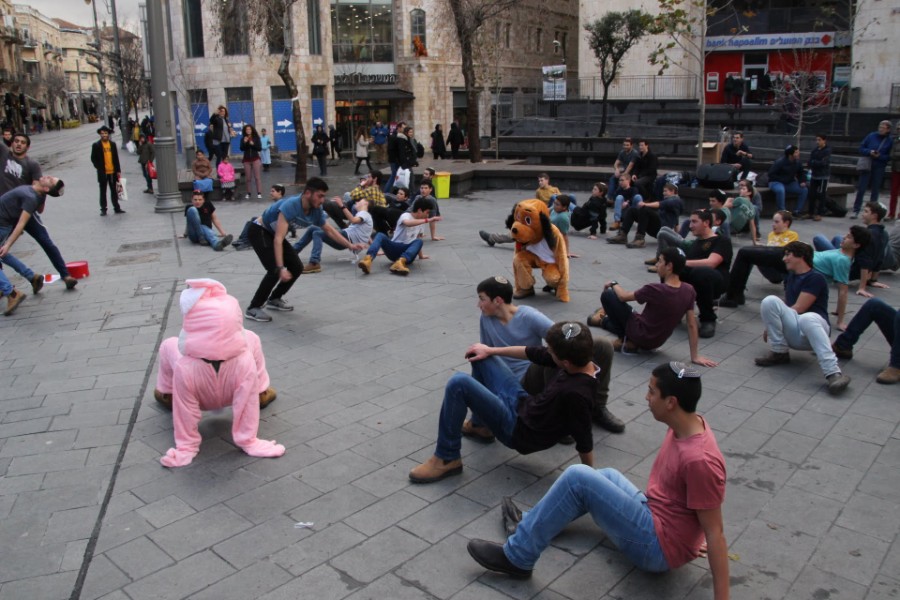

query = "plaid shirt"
[{"left": 350, "top": 185, "right": 386, "bottom": 208}]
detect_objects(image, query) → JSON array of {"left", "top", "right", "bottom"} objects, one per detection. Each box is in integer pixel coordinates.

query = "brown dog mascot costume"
[{"left": 506, "top": 199, "right": 570, "bottom": 302}]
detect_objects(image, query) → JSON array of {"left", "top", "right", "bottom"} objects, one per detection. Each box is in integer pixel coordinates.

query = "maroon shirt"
[{"left": 627, "top": 282, "right": 697, "bottom": 349}]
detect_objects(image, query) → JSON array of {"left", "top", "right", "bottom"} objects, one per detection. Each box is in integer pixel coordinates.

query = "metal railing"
[{"left": 573, "top": 75, "right": 699, "bottom": 101}]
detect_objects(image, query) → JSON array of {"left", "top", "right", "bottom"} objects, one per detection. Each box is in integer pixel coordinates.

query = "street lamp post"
[{"left": 146, "top": 0, "right": 182, "bottom": 212}]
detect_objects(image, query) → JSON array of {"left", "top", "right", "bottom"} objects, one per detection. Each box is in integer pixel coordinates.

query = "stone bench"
[{"left": 177, "top": 167, "right": 243, "bottom": 204}]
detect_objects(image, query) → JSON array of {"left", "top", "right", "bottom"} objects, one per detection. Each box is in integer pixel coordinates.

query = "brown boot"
[
  {"left": 259, "top": 387, "right": 277, "bottom": 408},
  {"left": 876, "top": 366, "right": 900, "bottom": 384},
  {"left": 154, "top": 389, "right": 172, "bottom": 409},
  {"left": 462, "top": 420, "right": 495, "bottom": 443},
  {"left": 389, "top": 257, "right": 410, "bottom": 275},
  {"left": 626, "top": 233, "right": 646, "bottom": 248},
  {"left": 357, "top": 255, "right": 373, "bottom": 274},
  {"left": 31, "top": 274, "right": 44, "bottom": 294},
  {"left": 409, "top": 455, "right": 463, "bottom": 483},
  {"left": 644, "top": 256, "right": 658, "bottom": 266},
  {"left": 3, "top": 289, "right": 25, "bottom": 316},
  {"left": 607, "top": 231, "right": 627, "bottom": 244},
  {"left": 609, "top": 221, "right": 621, "bottom": 231}
]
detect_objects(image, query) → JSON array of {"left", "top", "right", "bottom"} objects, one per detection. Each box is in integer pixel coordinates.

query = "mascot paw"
[
  {"left": 160, "top": 447, "right": 199, "bottom": 468},
  {"left": 242, "top": 439, "right": 286, "bottom": 458}
]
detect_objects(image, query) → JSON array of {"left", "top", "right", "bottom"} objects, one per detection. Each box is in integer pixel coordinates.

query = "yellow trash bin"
[{"left": 434, "top": 172, "right": 451, "bottom": 199}]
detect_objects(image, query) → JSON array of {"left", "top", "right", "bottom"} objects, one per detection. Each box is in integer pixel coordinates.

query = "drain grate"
[
  {"left": 118, "top": 239, "right": 172, "bottom": 252},
  {"left": 106, "top": 253, "right": 160, "bottom": 266}
]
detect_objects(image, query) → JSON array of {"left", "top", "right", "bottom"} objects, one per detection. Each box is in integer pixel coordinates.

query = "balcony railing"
[{"left": 573, "top": 75, "right": 699, "bottom": 101}]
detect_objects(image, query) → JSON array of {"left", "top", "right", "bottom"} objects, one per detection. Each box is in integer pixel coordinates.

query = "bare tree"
[
  {"left": 119, "top": 35, "right": 146, "bottom": 122},
  {"left": 211, "top": 0, "right": 308, "bottom": 183},
  {"left": 446, "top": 0, "right": 518, "bottom": 163},
  {"left": 584, "top": 10, "right": 653, "bottom": 137}
]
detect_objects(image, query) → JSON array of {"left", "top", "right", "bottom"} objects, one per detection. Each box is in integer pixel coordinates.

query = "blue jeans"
[
  {"left": 504, "top": 464, "right": 669, "bottom": 572},
  {"left": 292, "top": 225, "right": 348, "bottom": 263},
  {"left": 366, "top": 232, "right": 422, "bottom": 264},
  {"left": 812, "top": 234, "right": 841, "bottom": 252},
  {"left": 383, "top": 162, "right": 400, "bottom": 192},
  {"left": 614, "top": 193, "right": 642, "bottom": 222},
  {"left": 835, "top": 298, "right": 900, "bottom": 368},
  {"left": 0, "top": 266, "right": 13, "bottom": 295},
  {"left": 854, "top": 162, "right": 887, "bottom": 213},
  {"left": 760, "top": 295, "right": 839, "bottom": 377},
  {"left": 0, "top": 224, "right": 34, "bottom": 280},
  {"left": 769, "top": 181, "right": 808, "bottom": 212},
  {"left": 434, "top": 356, "right": 526, "bottom": 460},
  {"left": 185, "top": 207, "right": 219, "bottom": 247}
]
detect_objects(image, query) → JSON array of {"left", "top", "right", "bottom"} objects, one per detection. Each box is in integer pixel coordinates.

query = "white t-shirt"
[
  {"left": 391, "top": 212, "right": 425, "bottom": 244},
  {"left": 345, "top": 210, "right": 373, "bottom": 245}
]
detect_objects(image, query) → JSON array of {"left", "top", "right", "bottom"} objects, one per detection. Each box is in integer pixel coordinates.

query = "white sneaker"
[
  {"left": 245, "top": 193, "right": 251, "bottom": 200},
  {"left": 266, "top": 298, "right": 294, "bottom": 311},
  {"left": 257, "top": 193, "right": 262, "bottom": 199}
]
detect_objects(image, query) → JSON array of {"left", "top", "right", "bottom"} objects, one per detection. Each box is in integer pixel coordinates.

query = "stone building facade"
[
  {"left": 14, "top": 5, "right": 64, "bottom": 118},
  {"left": 166, "top": 0, "right": 579, "bottom": 154}
]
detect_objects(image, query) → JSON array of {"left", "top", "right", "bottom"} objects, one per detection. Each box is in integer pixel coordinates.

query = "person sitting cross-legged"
[
  {"left": 408, "top": 322, "right": 598, "bottom": 483},
  {"left": 832, "top": 298, "right": 900, "bottom": 385},
  {"left": 466, "top": 362, "right": 730, "bottom": 600},
  {"left": 756, "top": 241, "right": 851, "bottom": 395},
  {"left": 182, "top": 190, "right": 233, "bottom": 251},
  {"left": 587, "top": 248, "right": 718, "bottom": 367},
  {"left": 358, "top": 197, "right": 440, "bottom": 276}
]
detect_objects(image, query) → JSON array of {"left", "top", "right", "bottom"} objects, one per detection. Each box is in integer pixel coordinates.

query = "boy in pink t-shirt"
[{"left": 466, "top": 361, "right": 730, "bottom": 600}]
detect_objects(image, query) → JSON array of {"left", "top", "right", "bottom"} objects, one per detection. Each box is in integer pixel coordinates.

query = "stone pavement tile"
[
  {"left": 135, "top": 494, "right": 196, "bottom": 529},
  {"left": 457, "top": 506, "right": 507, "bottom": 544},
  {"left": 60, "top": 539, "right": 89, "bottom": 572},
  {"left": 831, "top": 412, "right": 896, "bottom": 445},
  {"left": 43, "top": 505, "right": 99, "bottom": 544},
  {"left": 457, "top": 465, "right": 540, "bottom": 508},
  {"left": 809, "top": 525, "right": 889, "bottom": 586},
  {"left": 479, "top": 545, "right": 580, "bottom": 600},
  {"left": 131, "top": 466, "right": 267, "bottom": 511},
  {"left": 505, "top": 443, "right": 594, "bottom": 480},
  {"left": 345, "top": 573, "right": 435, "bottom": 600},
  {"left": 149, "top": 503, "right": 253, "bottom": 561},
  {"left": 73, "top": 425, "right": 128, "bottom": 450},
  {"left": 320, "top": 402, "right": 383, "bottom": 428},
  {"left": 848, "top": 392, "right": 900, "bottom": 424},
  {"left": 867, "top": 574, "right": 900, "bottom": 600},
  {"left": 271, "top": 522, "right": 366, "bottom": 576},
  {"left": 398, "top": 492, "right": 487, "bottom": 544},
  {"left": 344, "top": 490, "right": 429, "bottom": 537},
  {"left": 604, "top": 420, "right": 666, "bottom": 457},
  {"left": 0, "top": 417, "right": 52, "bottom": 440},
  {"left": 0, "top": 542, "right": 66, "bottom": 584},
  {"left": 741, "top": 369, "right": 798, "bottom": 394},
  {"left": 780, "top": 408, "right": 838, "bottom": 439},
  {"left": 351, "top": 458, "right": 422, "bottom": 499},
  {"left": 722, "top": 484, "right": 773, "bottom": 543},
  {"left": 226, "top": 474, "right": 323, "bottom": 525},
  {"left": 0, "top": 429, "right": 77, "bottom": 457},
  {"left": 809, "top": 433, "right": 881, "bottom": 470},
  {"left": 765, "top": 388, "right": 813, "bottom": 414},
  {"left": 786, "top": 458, "right": 865, "bottom": 502},
  {"left": 78, "top": 555, "right": 131, "bottom": 600},
  {"left": 0, "top": 573, "right": 77, "bottom": 600},
  {"left": 0, "top": 472, "right": 43, "bottom": 497},
  {"left": 740, "top": 407, "right": 792, "bottom": 435},
  {"left": 719, "top": 387, "right": 775, "bottom": 413},
  {"left": 756, "top": 487, "right": 843, "bottom": 537},
  {"left": 691, "top": 562, "right": 791, "bottom": 600},
  {"left": 212, "top": 515, "right": 313, "bottom": 570},
  {"left": 547, "top": 544, "right": 633, "bottom": 600},
  {"left": 296, "top": 449, "right": 381, "bottom": 493},
  {"left": 759, "top": 430, "right": 820, "bottom": 464},
  {"left": 350, "top": 428, "right": 432, "bottom": 465},
  {"left": 122, "top": 550, "right": 235, "bottom": 600},
  {"left": 331, "top": 527, "right": 432, "bottom": 583},
  {"left": 105, "top": 536, "right": 174, "bottom": 581},
  {"left": 86, "top": 444, "right": 123, "bottom": 467},
  {"left": 802, "top": 390, "right": 854, "bottom": 418},
  {"left": 784, "top": 565, "right": 867, "bottom": 600},
  {"left": 259, "top": 563, "right": 359, "bottom": 600},
  {"left": 729, "top": 453, "right": 797, "bottom": 495},
  {"left": 367, "top": 384, "right": 431, "bottom": 411},
  {"left": 394, "top": 534, "right": 484, "bottom": 599},
  {"left": 719, "top": 426, "right": 772, "bottom": 457},
  {"left": 359, "top": 401, "right": 432, "bottom": 434},
  {"left": 94, "top": 508, "right": 155, "bottom": 554},
  {"left": 2, "top": 403, "right": 72, "bottom": 424},
  {"left": 835, "top": 492, "right": 900, "bottom": 543},
  {"left": 877, "top": 438, "right": 900, "bottom": 468},
  {"left": 287, "top": 483, "right": 377, "bottom": 529},
  {"left": 609, "top": 562, "right": 706, "bottom": 600},
  {"left": 188, "top": 559, "right": 293, "bottom": 600},
  {"left": 729, "top": 518, "right": 820, "bottom": 583}
]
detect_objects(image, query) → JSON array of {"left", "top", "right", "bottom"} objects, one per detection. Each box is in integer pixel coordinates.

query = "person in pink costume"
[{"left": 155, "top": 278, "right": 285, "bottom": 467}]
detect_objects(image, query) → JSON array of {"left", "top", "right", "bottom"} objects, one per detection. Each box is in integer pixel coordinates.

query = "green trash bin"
[{"left": 434, "top": 171, "right": 451, "bottom": 199}]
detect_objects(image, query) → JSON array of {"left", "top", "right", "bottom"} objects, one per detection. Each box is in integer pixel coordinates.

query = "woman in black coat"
[
  {"left": 311, "top": 125, "right": 330, "bottom": 176},
  {"left": 446, "top": 122, "right": 464, "bottom": 159},
  {"left": 430, "top": 124, "right": 447, "bottom": 160}
]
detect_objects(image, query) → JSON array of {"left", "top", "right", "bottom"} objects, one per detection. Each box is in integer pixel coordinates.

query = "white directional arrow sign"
[
  {"left": 195, "top": 123, "right": 207, "bottom": 131},
  {"left": 277, "top": 119, "right": 293, "bottom": 128}
]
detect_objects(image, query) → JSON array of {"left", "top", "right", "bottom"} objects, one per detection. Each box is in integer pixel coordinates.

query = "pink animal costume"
[{"left": 156, "top": 278, "right": 285, "bottom": 467}]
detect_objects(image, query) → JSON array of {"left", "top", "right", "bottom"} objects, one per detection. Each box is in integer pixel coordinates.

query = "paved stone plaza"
[{"left": 1, "top": 125, "right": 898, "bottom": 599}]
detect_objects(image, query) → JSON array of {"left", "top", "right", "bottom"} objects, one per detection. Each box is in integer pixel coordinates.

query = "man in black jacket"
[
  {"left": 382, "top": 121, "right": 406, "bottom": 193},
  {"left": 630, "top": 139, "right": 658, "bottom": 200},
  {"left": 719, "top": 131, "right": 753, "bottom": 180},
  {"left": 89, "top": 126, "right": 124, "bottom": 216}
]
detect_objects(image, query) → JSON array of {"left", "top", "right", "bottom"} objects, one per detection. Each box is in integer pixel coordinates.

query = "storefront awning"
[
  {"left": 334, "top": 87, "right": 415, "bottom": 101},
  {"left": 23, "top": 94, "right": 46, "bottom": 109}
]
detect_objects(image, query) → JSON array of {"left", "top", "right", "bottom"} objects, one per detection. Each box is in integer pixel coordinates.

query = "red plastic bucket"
[{"left": 66, "top": 261, "right": 90, "bottom": 279}]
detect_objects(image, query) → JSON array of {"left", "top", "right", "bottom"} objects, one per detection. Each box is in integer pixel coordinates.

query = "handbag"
[
  {"left": 396, "top": 168, "right": 411, "bottom": 188},
  {"left": 856, "top": 156, "right": 872, "bottom": 172},
  {"left": 116, "top": 178, "right": 128, "bottom": 202},
  {"left": 147, "top": 161, "right": 158, "bottom": 179}
]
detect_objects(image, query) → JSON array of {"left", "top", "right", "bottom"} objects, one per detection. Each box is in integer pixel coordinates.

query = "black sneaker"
[
  {"left": 244, "top": 307, "right": 272, "bottom": 322},
  {"left": 479, "top": 230, "right": 495, "bottom": 247},
  {"left": 718, "top": 294, "right": 744, "bottom": 308},
  {"left": 467, "top": 539, "right": 532, "bottom": 579}
]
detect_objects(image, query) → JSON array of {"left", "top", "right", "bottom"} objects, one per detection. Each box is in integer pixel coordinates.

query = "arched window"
[{"left": 410, "top": 9, "right": 426, "bottom": 54}]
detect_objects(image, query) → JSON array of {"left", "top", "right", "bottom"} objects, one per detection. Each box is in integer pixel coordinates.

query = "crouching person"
[
  {"left": 358, "top": 197, "right": 440, "bottom": 276},
  {"left": 409, "top": 322, "right": 596, "bottom": 483},
  {"left": 153, "top": 279, "right": 285, "bottom": 467},
  {"left": 466, "top": 362, "right": 730, "bottom": 600}
]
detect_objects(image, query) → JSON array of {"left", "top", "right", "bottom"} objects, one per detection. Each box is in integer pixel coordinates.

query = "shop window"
[{"left": 182, "top": 0, "right": 204, "bottom": 58}]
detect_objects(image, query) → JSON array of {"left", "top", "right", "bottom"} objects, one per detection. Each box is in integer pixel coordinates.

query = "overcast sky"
[{"left": 27, "top": 0, "right": 143, "bottom": 32}]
